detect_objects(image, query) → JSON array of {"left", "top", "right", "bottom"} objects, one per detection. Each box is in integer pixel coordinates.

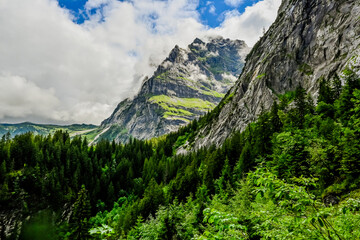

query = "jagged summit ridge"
[
  {"left": 191, "top": 0, "right": 360, "bottom": 150},
  {"left": 100, "top": 36, "right": 250, "bottom": 143}
]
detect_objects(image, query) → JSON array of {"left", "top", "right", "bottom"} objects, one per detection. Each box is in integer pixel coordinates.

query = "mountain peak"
[
  {"left": 190, "top": 0, "right": 360, "bottom": 150},
  {"left": 192, "top": 37, "right": 205, "bottom": 45},
  {"left": 99, "top": 37, "right": 250, "bottom": 143},
  {"left": 166, "top": 45, "right": 183, "bottom": 63}
]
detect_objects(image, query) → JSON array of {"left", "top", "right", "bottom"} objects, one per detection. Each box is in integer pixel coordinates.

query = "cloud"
[
  {"left": 85, "top": 0, "right": 111, "bottom": 9},
  {"left": 0, "top": 73, "right": 60, "bottom": 120},
  {"left": 224, "top": 0, "right": 245, "bottom": 8},
  {"left": 0, "top": 0, "right": 280, "bottom": 124},
  {"left": 212, "top": 0, "right": 281, "bottom": 46},
  {"left": 209, "top": 5, "right": 216, "bottom": 15}
]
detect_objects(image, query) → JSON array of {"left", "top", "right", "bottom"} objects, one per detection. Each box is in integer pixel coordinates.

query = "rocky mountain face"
[
  {"left": 191, "top": 0, "right": 360, "bottom": 150},
  {"left": 100, "top": 37, "right": 249, "bottom": 143}
]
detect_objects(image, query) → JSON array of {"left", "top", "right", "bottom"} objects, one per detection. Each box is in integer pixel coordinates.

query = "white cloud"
[
  {"left": 224, "top": 0, "right": 245, "bottom": 8},
  {"left": 209, "top": 5, "right": 216, "bottom": 15},
  {"left": 0, "top": 73, "right": 61, "bottom": 120},
  {"left": 213, "top": 0, "right": 282, "bottom": 46},
  {"left": 0, "top": 0, "right": 280, "bottom": 124},
  {"left": 85, "top": 0, "right": 111, "bottom": 9}
]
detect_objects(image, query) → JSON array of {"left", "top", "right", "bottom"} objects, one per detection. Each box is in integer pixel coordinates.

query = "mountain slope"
[
  {"left": 192, "top": 0, "right": 360, "bottom": 150},
  {"left": 100, "top": 36, "right": 249, "bottom": 143},
  {"left": 0, "top": 122, "right": 98, "bottom": 139}
]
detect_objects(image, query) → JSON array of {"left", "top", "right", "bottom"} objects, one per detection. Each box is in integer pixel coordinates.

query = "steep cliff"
[
  {"left": 100, "top": 36, "right": 249, "bottom": 143},
  {"left": 191, "top": 0, "right": 360, "bottom": 150}
]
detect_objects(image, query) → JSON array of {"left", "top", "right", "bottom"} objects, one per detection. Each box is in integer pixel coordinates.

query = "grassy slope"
[
  {"left": 0, "top": 122, "right": 98, "bottom": 141},
  {"left": 149, "top": 95, "right": 216, "bottom": 121}
]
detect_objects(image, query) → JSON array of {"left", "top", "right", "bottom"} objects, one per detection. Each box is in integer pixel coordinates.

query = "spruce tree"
[
  {"left": 270, "top": 101, "right": 282, "bottom": 133},
  {"left": 293, "top": 85, "right": 309, "bottom": 128},
  {"left": 69, "top": 186, "right": 92, "bottom": 240},
  {"left": 318, "top": 78, "right": 334, "bottom": 104}
]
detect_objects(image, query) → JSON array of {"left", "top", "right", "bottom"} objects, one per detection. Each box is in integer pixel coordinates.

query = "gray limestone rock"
[
  {"left": 100, "top": 36, "right": 250, "bottom": 143},
  {"left": 192, "top": 0, "right": 360, "bottom": 150}
]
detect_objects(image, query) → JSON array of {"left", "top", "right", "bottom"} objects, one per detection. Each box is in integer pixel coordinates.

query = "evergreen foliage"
[
  {"left": 1, "top": 70, "right": 360, "bottom": 239},
  {"left": 69, "top": 186, "right": 92, "bottom": 239}
]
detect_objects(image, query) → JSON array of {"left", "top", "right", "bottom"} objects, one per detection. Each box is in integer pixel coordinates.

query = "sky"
[{"left": 0, "top": 0, "right": 281, "bottom": 125}]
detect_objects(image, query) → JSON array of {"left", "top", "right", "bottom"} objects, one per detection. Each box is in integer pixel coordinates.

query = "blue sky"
[
  {"left": 58, "top": 0, "right": 262, "bottom": 27},
  {"left": 196, "top": 0, "right": 262, "bottom": 27},
  {"left": 0, "top": 0, "right": 280, "bottom": 124}
]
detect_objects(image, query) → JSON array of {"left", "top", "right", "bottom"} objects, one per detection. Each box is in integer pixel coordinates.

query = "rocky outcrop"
[
  {"left": 101, "top": 36, "right": 249, "bottom": 143},
  {"left": 0, "top": 204, "right": 72, "bottom": 239},
  {"left": 0, "top": 210, "right": 23, "bottom": 239},
  {"left": 192, "top": 0, "right": 360, "bottom": 149}
]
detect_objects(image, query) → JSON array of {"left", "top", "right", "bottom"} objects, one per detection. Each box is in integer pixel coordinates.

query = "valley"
[{"left": 1, "top": 0, "right": 360, "bottom": 239}]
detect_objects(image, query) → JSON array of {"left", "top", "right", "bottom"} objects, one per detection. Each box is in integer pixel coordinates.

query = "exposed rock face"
[
  {"left": 192, "top": 0, "right": 360, "bottom": 149},
  {"left": 101, "top": 36, "right": 249, "bottom": 143},
  {"left": 0, "top": 210, "right": 23, "bottom": 239},
  {"left": 0, "top": 204, "right": 72, "bottom": 239}
]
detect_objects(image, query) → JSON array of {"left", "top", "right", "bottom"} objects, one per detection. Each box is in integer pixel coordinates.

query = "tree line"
[{"left": 1, "top": 68, "right": 360, "bottom": 239}]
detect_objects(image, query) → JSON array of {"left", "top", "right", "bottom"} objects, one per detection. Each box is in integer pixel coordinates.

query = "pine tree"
[
  {"left": 270, "top": 101, "right": 282, "bottom": 133},
  {"left": 332, "top": 75, "right": 342, "bottom": 100},
  {"left": 337, "top": 69, "right": 360, "bottom": 123},
  {"left": 318, "top": 78, "right": 334, "bottom": 104},
  {"left": 292, "top": 85, "right": 312, "bottom": 128},
  {"left": 0, "top": 161, "right": 6, "bottom": 182},
  {"left": 107, "top": 181, "right": 115, "bottom": 206},
  {"left": 69, "top": 186, "right": 92, "bottom": 240},
  {"left": 215, "top": 157, "right": 231, "bottom": 194}
]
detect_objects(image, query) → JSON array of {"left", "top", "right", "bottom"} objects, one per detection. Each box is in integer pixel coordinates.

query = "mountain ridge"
[
  {"left": 100, "top": 36, "right": 250, "bottom": 143},
  {"left": 0, "top": 122, "right": 98, "bottom": 139},
  {"left": 190, "top": 0, "right": 360, "bottom": 150}
]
